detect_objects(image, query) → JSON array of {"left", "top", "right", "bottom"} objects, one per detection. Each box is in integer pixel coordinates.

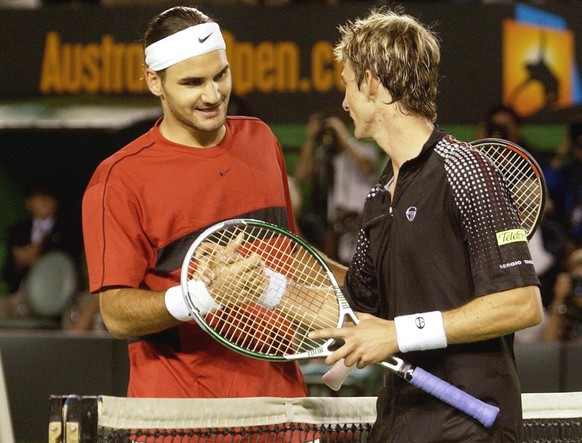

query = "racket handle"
[
  {"left": 322, "top": 359, "right": 353, "bottom": 391},
  {"left": 408, "top": 367, "right": 499, "bottom": 428}
]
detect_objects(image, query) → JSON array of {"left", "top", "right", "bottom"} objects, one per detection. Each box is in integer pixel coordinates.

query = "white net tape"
[{"left": 97, "top": 395, "right": 377, "bottom": 430}]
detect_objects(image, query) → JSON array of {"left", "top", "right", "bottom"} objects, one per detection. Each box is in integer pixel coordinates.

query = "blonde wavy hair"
[{"left": 334, "top": 8, "right": 440, "bottom": 122}]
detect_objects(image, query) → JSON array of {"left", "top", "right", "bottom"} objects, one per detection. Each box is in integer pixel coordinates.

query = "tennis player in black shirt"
[{"left": 309, "top": 8, "right": 543, "bottom": 443}]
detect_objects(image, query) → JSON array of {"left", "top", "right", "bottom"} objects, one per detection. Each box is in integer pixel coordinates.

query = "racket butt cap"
[{"left": 322, "top": 359, "right": 353, "bottom": 391}]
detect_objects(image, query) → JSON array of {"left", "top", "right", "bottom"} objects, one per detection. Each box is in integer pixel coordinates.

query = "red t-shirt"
[{"left": 82, "top": 116, "right": 307, "bottom": 398}]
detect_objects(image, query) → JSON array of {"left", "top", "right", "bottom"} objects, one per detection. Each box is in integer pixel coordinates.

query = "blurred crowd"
[{"left": 293, "top": 109, "right": 379, "bottom": 265}]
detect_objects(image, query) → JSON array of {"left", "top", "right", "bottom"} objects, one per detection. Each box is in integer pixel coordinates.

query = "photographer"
[
  {"left": 542, "top": 248, "right": 582, "bottom": 342},
  {"left": 294, "top": 108, "right": 379, "bottom": 264}
]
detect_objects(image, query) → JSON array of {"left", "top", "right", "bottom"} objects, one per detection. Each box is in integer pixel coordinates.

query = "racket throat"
[{"left": 379, "top": 356, "right": 412, "bottom": 379}]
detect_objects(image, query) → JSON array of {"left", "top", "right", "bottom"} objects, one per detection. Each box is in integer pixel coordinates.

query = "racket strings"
[
  {"left": 473, "top": 143, "right": 543, "bottom": 237},
  {"left": 258, "top": 235, "right": 340, "bottom": 354},
  {"left": 186, "top": 224, "right": 340, "bottom": 357}
]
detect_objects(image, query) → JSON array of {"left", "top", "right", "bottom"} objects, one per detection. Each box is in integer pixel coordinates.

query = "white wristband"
[
  {"left": 165, "top": 280, "right": 219, "bottom": 321},
  {"left": 165, "top": 285, "right": 192, "bottom": 322},
  {"left": 257, "top": 268, "right": 287, "bottom": 309},
  {"left": 394, "top": 311, "right": 447, "bottom": 353}
]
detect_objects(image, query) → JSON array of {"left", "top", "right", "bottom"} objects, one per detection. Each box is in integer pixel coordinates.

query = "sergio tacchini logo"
[{"left": 405, "top": 206, "right": 417, "bottom": 222}]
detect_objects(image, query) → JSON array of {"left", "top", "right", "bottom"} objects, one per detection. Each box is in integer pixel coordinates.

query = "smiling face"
[{"left": 146, "top": 49, "right": 232, "bottom": 146}]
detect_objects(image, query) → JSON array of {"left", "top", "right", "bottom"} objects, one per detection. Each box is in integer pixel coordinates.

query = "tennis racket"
[
  {"left": 181, "top": 218, "right": 500, "bottom": 428},
  {"left": 322, "top": 137, "right": 547, "bottom": 393},
  {"left": 470, "top": 137, "right": 546, "bottom": 239}
]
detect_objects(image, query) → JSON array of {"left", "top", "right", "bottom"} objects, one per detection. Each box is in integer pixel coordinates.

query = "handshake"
[{"left": 165, "top": 233, "right": 288, "bottom": 322}]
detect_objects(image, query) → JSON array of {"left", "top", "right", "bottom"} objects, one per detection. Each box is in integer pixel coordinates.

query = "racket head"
[
  {"left": 180, "top": 218, "right": 344, "bottom": 362},
  {"left": 470, "top": 138, "right": 547, "bottom": 239}
]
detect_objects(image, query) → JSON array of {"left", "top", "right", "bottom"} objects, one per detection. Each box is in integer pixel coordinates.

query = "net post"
[
  {"left": 63, "top": 395, "right": 82, "bottom": 443},
  {"left": 48, "top": 395, "right": 63, "bottom": 443}
]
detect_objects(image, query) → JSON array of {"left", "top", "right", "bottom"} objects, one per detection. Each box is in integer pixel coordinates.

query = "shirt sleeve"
[
  {"left": 82, "top": 179, "right": 152, "bottom": 293},
  {"left": 445, "top": 149, "right": 539, "bottom": 296}
]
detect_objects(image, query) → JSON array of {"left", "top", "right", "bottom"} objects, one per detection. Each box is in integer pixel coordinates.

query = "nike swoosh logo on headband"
[{"left": 198, "top": 33, "right": 213, "bottom": 43}]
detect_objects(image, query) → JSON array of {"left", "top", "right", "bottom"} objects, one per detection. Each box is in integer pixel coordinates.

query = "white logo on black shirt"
[{"left": 406, "top": 206, "right": 417, "bottom": 221}]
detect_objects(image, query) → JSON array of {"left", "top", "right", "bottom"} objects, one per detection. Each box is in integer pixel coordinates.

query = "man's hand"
[
  {"left": 210, "top": 253, "right": 268, "bottom": 305},
  {"left": 194, "top": 232, "right": 269, "bottom": 306},
  {"left": 309, "top": 312, "right": 398, "bottom": 369}
]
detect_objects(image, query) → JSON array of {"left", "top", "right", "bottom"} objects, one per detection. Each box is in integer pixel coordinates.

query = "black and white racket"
[
  {"left": 181, "top": 218, "right": 500, "bottom": 428},
  {"left": 322, "top": 137, "right": 547, "bottom": 395}
]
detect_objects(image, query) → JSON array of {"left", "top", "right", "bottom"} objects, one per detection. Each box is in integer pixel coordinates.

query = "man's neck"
[{"left": 158, "top": 117, "right": 226, "bottom": 148}]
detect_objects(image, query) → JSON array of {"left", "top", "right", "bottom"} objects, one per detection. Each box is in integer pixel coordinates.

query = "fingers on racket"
[{"left": 470, "top": 138, "right": 546, "bottom": 239}]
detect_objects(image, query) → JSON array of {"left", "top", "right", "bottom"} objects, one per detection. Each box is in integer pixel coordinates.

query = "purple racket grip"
[{"left": 408, "top": 366, "right": 499, "bottom": 428}]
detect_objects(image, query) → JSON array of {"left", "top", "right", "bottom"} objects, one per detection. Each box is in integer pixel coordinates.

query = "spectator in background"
[
  {"left": 294, "top": 108, "right": 379, "bottom": 264},
  {"left": 2, "top": 185, "right": 80, "bottom": 294},
  {"left": 0, "top": 184, "right": 82, "bottom": 321},
  {"left": 542, "top": 248, "right": 582, "bottom": 342},
  {"left": 545, "top": 115, "right": 582, "bottom": 249},
  {"left": 527, "top": 195, "right": 568, "bottom": 309}
]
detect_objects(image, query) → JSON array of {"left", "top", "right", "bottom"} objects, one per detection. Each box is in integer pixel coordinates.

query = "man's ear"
[
  {"left": 363, "top": 69, "right": 393, "bottom": 104},
  {"left": 145, "top": 68, "right": 163, "bottom": 97},
  {"left": 363, "top": 69, "right": 380, "bottom": 100}
]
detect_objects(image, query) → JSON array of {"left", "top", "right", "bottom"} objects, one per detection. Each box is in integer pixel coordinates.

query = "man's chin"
[{"left": 197, "top": 114, "right": 227, "bottom": 132}]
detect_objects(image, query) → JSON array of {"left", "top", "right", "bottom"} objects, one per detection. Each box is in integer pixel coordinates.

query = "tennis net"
[{"left": 48, "top": 392, "right": 582, "bottom": 442}]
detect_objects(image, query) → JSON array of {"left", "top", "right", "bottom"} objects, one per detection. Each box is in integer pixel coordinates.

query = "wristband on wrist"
[
  {"left": 257, "top": 268, "right": 287, "bottom": 309},
  {"left": 164, "top": 285, "right": 192, "bottom": 322},
  {"left": 394, "top": 311, "right": 447, "bottom": 353},
  {"left": 165, "top": 280, "right": 219, "bottom": 321}
]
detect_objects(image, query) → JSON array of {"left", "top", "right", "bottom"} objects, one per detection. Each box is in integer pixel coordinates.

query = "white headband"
[{"left": 145, "top": 22, "right": 226, "bottom": 71}]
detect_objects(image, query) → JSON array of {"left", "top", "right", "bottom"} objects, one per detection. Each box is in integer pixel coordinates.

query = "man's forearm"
[
  {"left": 99, "top": 288, "right": 182, "bottom": 339},
  {"left": 443, "top": 285, "right": 543, "bottom": 344}
]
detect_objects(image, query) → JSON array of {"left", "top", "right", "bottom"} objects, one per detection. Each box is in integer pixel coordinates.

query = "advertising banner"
[{"left": 1, "top": 2, "right": 581, "bottom": 124}]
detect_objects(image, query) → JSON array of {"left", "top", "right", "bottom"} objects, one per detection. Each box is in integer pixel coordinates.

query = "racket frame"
[
  {"left": 470, "top": 137, "right": 547, "bottom": 240},
  {"left": 181, "top": 218, "right": 348, "bottom": 362}
]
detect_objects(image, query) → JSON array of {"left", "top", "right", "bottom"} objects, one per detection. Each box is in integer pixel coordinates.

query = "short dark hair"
[
  {"left": 25, "top": 182, "right": 57, "bottom": 199},
  {"left": 144, "top": 6, "right": 213, "bottom": 50}
]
